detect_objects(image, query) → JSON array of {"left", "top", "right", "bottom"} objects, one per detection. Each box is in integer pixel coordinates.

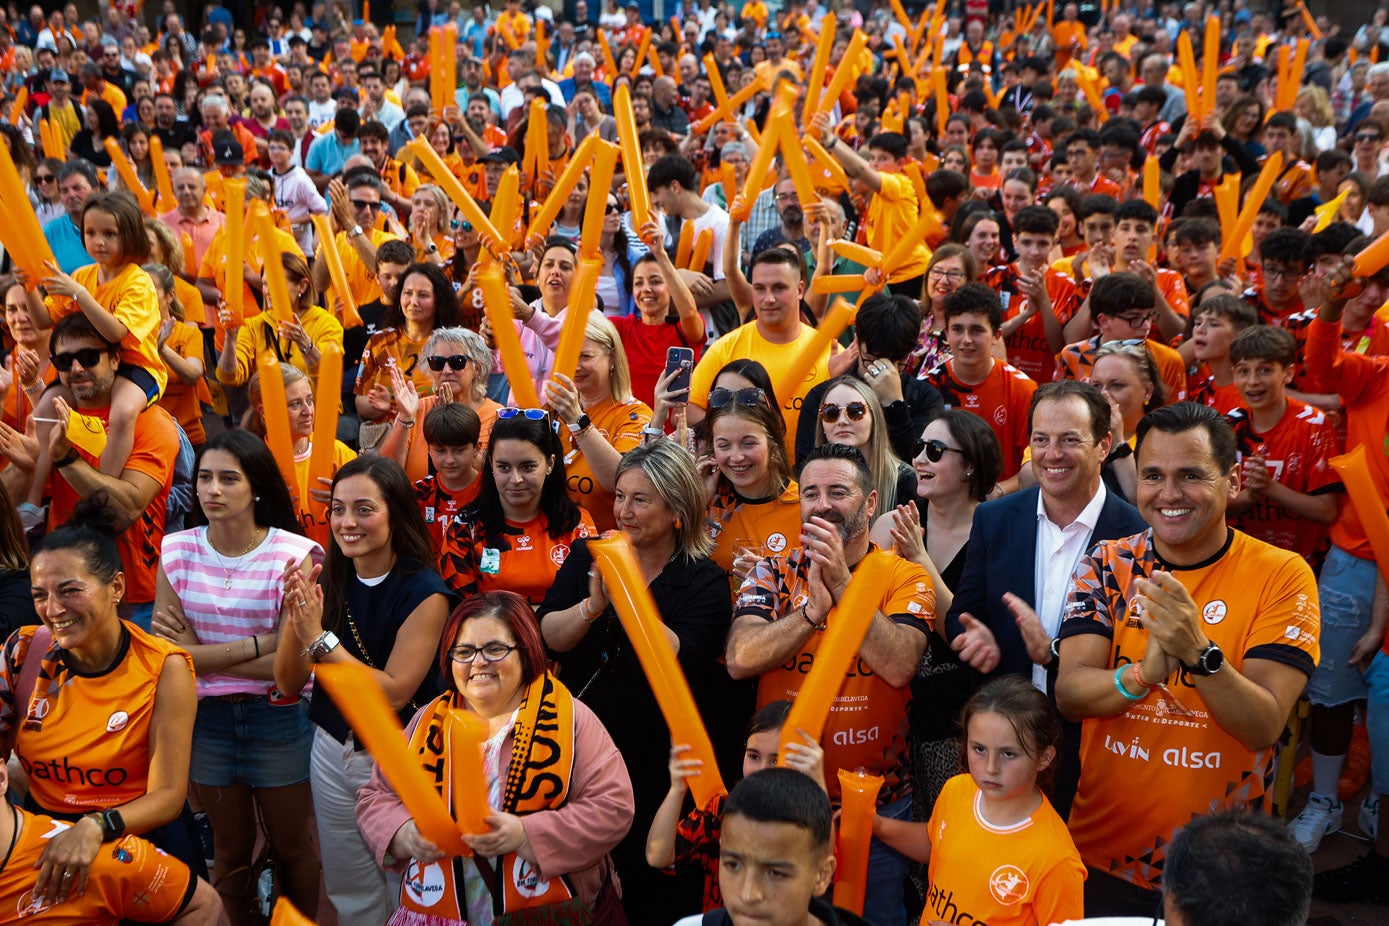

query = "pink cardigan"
[{"left": 355, "top": 696, "right": 635, "bottom": 907}]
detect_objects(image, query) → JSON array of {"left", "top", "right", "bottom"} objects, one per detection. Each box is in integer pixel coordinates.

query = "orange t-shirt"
[
  {"left": 156, "top": 320, "right": 209, "bottom": 446},
  {"left": 924, "top": 359, "right": 1038, "bottom": 478},
  {"left": 560, "top": 397, "right": 651, "bottom": 533},
  {"left": 415, "top": 473, "right": 481, "bottom": 561},
  {"left": 46, "top": 263, "right": 166, "bottom": 397},
  {"left": 736, "top": 546, "right": 935, "bottom": 803},
  {"left": 986, "top": 263, "right": 1080, "bottom": 384},
  {"left": 1273, "top": 159, "right": 1314, "bottom": 204},
  {"left": 4, "top": 622, "right": 196, "bottom": 813},
  {"left": 439, "top": 508, "right": 598, "bottom": 605},
  {"left": 294, "top": 439, "right": 357, "bottom": 550},
  {"left": 704, "top": 480, "right": 802, "bottom": 596},
  {"left": 46, "top": 404, "right": 180, "bottom": 604},
  {"left": 198, "top": 222, "right": 304, "bottom": 326},
  {"left": 1059, "top": 529, "right": 1320, "bottom": 891},
  {"left": 0, "top": 813, "right": 194, "bottom": 924},
  {"left": 1226, "top": 400, "right": 1339, "bottom": 561},
  {"left": 862, "top": 172, "right": 930, "bottom": 283},
  {"left": 1187, "top": 366, "right": 1244, "bottom": 415},
  {"left": 1054, "top": 336, "right": 1188, "bottom": 404},
  {"left": 923, "top": 775, "right": 1085, "bottom": 926},
  {"left": 1304, "top": 317, "right": 1389, "bottom": 562}
]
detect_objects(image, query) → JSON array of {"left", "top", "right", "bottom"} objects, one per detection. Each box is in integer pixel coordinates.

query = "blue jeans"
[
  {"left": 1362, "top": 651, "right": 1389, "bottom": 796},
  {"left": 864, "top": 794, "right": 913, "bottom": 926},
  {"left": 1308, "top": 545, "right": 1376, "bottom": 707}
]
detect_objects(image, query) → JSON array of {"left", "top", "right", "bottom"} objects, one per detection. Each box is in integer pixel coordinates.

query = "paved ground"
[{"left": 1306, "top": 790, "right": 1389, "bottom": 926}]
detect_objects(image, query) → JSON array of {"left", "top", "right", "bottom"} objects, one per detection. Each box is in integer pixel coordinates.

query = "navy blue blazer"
[{"left": 944, "top": 486, "right": 1147, "bottom": 682}]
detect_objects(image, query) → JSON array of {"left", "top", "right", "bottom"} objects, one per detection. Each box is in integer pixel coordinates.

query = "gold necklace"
[{"left": 209, "top": 528, "right": 264, "bottom": 589}]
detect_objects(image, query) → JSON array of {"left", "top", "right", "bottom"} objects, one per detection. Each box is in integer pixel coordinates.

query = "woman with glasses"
[
  {"left": 357, "top": 591, "right": 633, "bottom": 925},
  {"left": 439, "top": 410, "right": 597, "bottom": 604},
  {"left": 245, "top": 365, "right": 357, "bottom": 549},
  {"left": 215, "top": 251, "right": 344, "bottom": 389},
  {"left": 701, "top": 374, "right": 800, "bottom": 593},
  {"left": 598, "top": 191, "right": 640, "bottom": 318},
  {"left": 870, "top": 410, "right": 1003, "bottom": 816},
  {"left": 379, "top": 327, "right": 501, "bottom": 480},
  {"left": 1089, "top": 341, "right": 1165, "bottom": 502},
  {"left": 1220, "top": 96, "right": 1267, "bottom": 162},
  {"left": 544, "top": 316, "right": 653, "bottom": 533},
  {"left": 152, "top": 430, "right": 324, "bottom": 924},
  {"left": 356, "top": 262, "right": 463, "bottom": 435},
  {"left": 612, "top": 221, "right": 705, "bottom": 408},
  {"left": 812, "top": 375, "right": 913, "bottom": 512},
  {"left": 538, "top": 441, "right": 732, "bottom": 917},
  {"left": 32, "top": 157, "right": 66, "bottom": 225},
  {"left": 907, "top": 244, "right": 978, "bottom": 378},
  {"left": 275, "top": 456, "right": 457, "bottom": 924}
]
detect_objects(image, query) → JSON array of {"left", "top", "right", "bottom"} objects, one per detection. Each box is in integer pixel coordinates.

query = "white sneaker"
[
  {"left": 1359, "top": 796, "right": 1380, "bottom": 840},
  {"left": 1288, "top": 792, "right": 1343, "bottom": 852}
]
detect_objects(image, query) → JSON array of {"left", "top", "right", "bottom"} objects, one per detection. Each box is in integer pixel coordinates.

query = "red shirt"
[
  {"left": 923, "top": 358, "right": 1038, "bottom": 478},
  {"left": 986, "top": 263, "right": 1079, "bottom": 384}
]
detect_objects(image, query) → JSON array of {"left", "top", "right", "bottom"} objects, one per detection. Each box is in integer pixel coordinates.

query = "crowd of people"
[{"left": 0, "top": 0, "right": 1388, "bottom": 922}]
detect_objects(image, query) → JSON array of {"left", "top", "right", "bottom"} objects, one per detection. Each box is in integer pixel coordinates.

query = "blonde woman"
[
  {"left": 1296, "top": 85, "right": 1338, "bottom": 154},
  {"left": 544, "top": 315, "right": 654, "bottom": 533},
  {"left": 407, "top": 184, "right": 455, "bottom": 265},
  {"left": 811, "top": 375, "right": 913, "bottom": 512}
]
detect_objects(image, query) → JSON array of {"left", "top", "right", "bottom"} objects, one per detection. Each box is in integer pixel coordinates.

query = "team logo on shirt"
[
  {"left": 988, "top": 864, "right": 1030, "bottom": 905},
  {"left": 993, "top": 406, "right": 1008, "bottom": 426},
  {"left": 766, "top": 533, "right": 787, "bottom": 553},
  {"left": 403, "top": 862, "right": 446, "bottom": 907},
  {"left": 106, "top": 711, "right": 129, "bottom": 733},
  {"left": 550, "top": 544, "right": 570, "bottom": 566},
  {"left": 1201, "top": 600, "right": 1228, "bottom": 625},
  {"left": 16, "top": 890, "right": 55, "bottom": 917},
  {"left": 512, "top": 857, "right": 554, "bottom": 898}
]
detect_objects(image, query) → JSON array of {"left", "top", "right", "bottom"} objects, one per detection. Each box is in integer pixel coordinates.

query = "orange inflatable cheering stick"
[
  {"left": 589, "top": 535, "right": 727, "bottom": 807},
  {"left": 835, "top": 769, "right": 885, "bottom": 915}
]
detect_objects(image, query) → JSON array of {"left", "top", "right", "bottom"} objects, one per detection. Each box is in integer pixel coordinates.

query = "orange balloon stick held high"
[
  {"left": 254, "top": 208, "right": 295, "bottom": 325},
  {"left": 528, "top": 133, "right": 600, "bottom": 238},
  {"left": 1143, "top": 155, "right": 1160, "bottom": 209},
  {"left": 614, "top": 84, "right": 651, "bottom": 230},
  {"left": 310, "top": 214, "right": 362, "bottom": 328},
  {"left": 148, "top": 134, "right": 176, "bottom": 213},
  {"left": 1176, "top": 32, "right": 1201, "bottom": 122},
  {"left": 255, "top": 350, "right": 301, "bottom": 504},
  {"left": 306, "top": 346, "right": 342, "bottom": 522},
  {"left": 689, "top": 228, "right": 713, "bottom": 272},
  {"left": 552, "top": 257, "right": 602, "bottom": 384},
  {"left": 1220, "top": 151, "right": 1283, "bottom": 261},
  {"left": 445, "top": 709, "right": 491, "bottom": 835},
  {"left": 692, "top": 79, "right": 762, "bottom": 134},
  {"left": 816, "top": 31, "right": 868, "bottom": 117},
  {"left": 488, "top": 164, "right": 521, "bottom": 251},
  {"left": 835, "top": 769, "right": 884, "bottom": 915},
  {"left": 478, "top": 263, "right": 543, "bottom": 408},
  {"left": 579, "top": 142, "right": 618, "bottom": 257},
  {"left": 703, "top": 52, "right": 728, "bottom": 104},
  {"left": 315, "top": 663, "right": 469, "bottom": 856},
  {"left": 1201, "top": 16, "right": 1219, "bottom": 119},
  {"left": 222, "top": 179, "right": 247, "bottom": 329},
  {"left": 590, "top": 535, "right": 727, "bottom": 807},
  {"left": 675, "top": 221, "right": 694, "bottom": 268},
  {"left": 774, "top": 298, "right": 856, "bottom": 410},
  {"left": 103, "top": 137, "right": 155, "bottom": 213},
  {"left": 409, "top": 137, "right": 506, "bottom": 251},
  {"left": 1352, "top": 228, "right": 1389, "bottom": 278},
  {"left": 804, "top": 12, "right": 836, "bottom": 113}
]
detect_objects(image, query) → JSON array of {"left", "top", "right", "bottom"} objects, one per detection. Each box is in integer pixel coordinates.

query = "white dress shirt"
[{"left": 1031, "top": 483, "right": 1107, "bottom": 691}]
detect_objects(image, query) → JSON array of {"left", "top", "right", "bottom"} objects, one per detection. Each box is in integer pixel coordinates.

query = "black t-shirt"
[
  {"left": 343, "top": 298, "right": 391, "bottom": 371},
  {"left": 154, "top": 120, "right": 199, "bottom": 152}
]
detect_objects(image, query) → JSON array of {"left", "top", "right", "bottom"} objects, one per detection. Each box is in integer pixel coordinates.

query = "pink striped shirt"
[{"left": 161, "top": 526, "right": 323, "bottom": 698}]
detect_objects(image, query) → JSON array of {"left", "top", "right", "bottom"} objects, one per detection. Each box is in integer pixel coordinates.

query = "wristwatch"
[
  {"left": 1044, "top": 636, "right": 1061, "bottom": 668},
  {"left": 567, "top": 413, "right": 592, "bottom": 435},
  {"left": 306, "top": 630, "right": 341, "bottom": 661},
  {"left": 348, "top": 223, "right": 364, "bottom": 239},
  {"left": 53, "top": 448, "right": 81, "bottom": 468},
  {"left": 92, "top": 808, "right": 125, "bottom": 841},
  {"left": 1183, "top": 641, "right": 1225, "bottom": 676}
]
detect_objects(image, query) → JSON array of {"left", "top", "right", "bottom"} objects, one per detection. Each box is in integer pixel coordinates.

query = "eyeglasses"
[
  {"left": 349, "top": 199, "right": 381, "bottom": 211},
  {"left": 52, "top": 348, "right": 107, "bottom": 371},
  {"left": 1112, "top": 314, "right": 1154, "bottom": 327},
  {"left": 498, "top": 406, "right": 559, "bottom": 431},
  {"left": 913, "top": 438, "right": 964, "bottom": 462},
  {"left": 708, "top": 386, "right": 768, "bottom": 409},
  {"left": 449, "top": 642, "right": 518, "bottom": 664},
  {"left": 1261, "top": 265, "right": 1302, "bottom": 281},
  {"left": 928, "top": 267, "right": 967, "bottom": 282},
  {"left": 426, "top": 354, "right": 469, "bottom": 371},
  {"left": 820, "top": 402, "right": 867, "bottom": 423}
]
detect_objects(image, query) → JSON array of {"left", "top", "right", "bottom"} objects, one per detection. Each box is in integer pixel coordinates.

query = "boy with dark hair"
[
  {"left": 1186, "top": 294, "right": 1260, "bottom": 413},
  {"left": 1055, "top": 271, "right": 1188, "bottom": 401},
  {"left": 1264, "top": 111, "right": 1315, "bottom": 203},
  {"left": 413, "top": 402, "right": 484, "bottom": 555},
  {"left": 1225, "top": 325, "right": 1338, "bottom": 562},
  {"left": 813, "top": 123, "right": 931, "bottom": 295},
  {"left": 1172, "top": 217, "right": 1223, "bottom": 294},
  {"left": 647, "top": 152, "right": 731, "bottom": 304},
  {"left": 795, "top": 293, "right": 945, "bottom": 465},
  {"left": 986, "top": 204, "right": 1078, "bottom": 383},
  {"left": 1132, "top": 85, "right": 1170, "bottom": 154},
  {"left": 925, "top": 169, "right": 971, "bottom": 227},
  {"left": 1065, "top": 199, "right": 1190, "bottom": 342},
  {"left": 923, "top": 283, "right": 1038, "bottom": 487},
  {"left": 1288, "top": 149, "right": 1354, "bottom": 227},
  {"left": 1060, "top": 193, "right": 1118, "bottom": 281},
  {"left": 1062, "top": 128, "right": 1123, "bottom": 198},
  {"left": 1246, "top": 227, "right": 1311, "bottom": 326},
  {"left": 1159, "top": 114, "right": 1260, "bottom": 221},
  {"left": 672, "top": 769, "right": 865, "bottom": 926}
]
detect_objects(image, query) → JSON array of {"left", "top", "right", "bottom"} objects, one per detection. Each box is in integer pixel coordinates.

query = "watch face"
[{"left": 1202, "top": 645, "right": 1224, "bottom": 672}]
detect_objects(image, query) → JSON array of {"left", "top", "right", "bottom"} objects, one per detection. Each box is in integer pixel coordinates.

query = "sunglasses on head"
[
  {"left": 708, "top": 386, "right": 767, "bottom": 409},
  {"left": 915, "top": 438, "right": 964, "bottom": 463},
  {"left": 498, "top": 406, "right": 559, "bottom": 431},
  {"left": 820, "top": 402, "right": 867, "bottom": 423},
  {"left": 426, "top": 354, "right": 468, "bottom": 372},
  {"left": 52, "top": 348, "right": 107, "bottom": 372}
]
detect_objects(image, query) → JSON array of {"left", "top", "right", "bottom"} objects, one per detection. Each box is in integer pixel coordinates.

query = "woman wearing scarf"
[{"left": 357, "top": 591, "right": 635, "bottom": 925}]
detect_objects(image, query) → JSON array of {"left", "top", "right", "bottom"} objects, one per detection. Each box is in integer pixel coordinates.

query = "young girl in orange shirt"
[{"left": 875, "top": 676, "right": 1086, "bottom": 926}]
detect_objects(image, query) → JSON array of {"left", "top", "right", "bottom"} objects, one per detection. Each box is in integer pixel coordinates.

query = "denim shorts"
[
  {"left": 189, "top": 695, "right": 313, "bottom": 788},
  {"left": 1362, "top": 651, "right": 1389, "bottom": 796},
  {"left": 1306, "top": 545, "right": 1376, "bottom": 708}
]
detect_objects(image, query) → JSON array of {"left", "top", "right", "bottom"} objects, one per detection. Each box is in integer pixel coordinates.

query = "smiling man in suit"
[{"left": 945, "top": 379, "right": 1146, "bottom": 814}]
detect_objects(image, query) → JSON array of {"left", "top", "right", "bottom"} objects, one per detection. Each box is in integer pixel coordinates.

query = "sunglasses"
[
  {"left": 349, "top": 199, "right": 381, "bottom": 211},
  {"left": 426, "top": 354, "right": 469, "bottom": 371},
  {"left": 916, "top": 438, "right": 965, "bottom": 463},
  {"left": 1356, "top": 134, "right": 1383, "bottom": 143},
  {"left": 52, "top": 348, "right": 107, "bottom": 372},
  {"left": 605, "top": 202, "right": 620, "bottom": 214},
  {"left": 35, "top": 175, "right": 55, "bottom": 183},
  {"left": 708, "top": 386, "right": 767, "bottom": 409},
  {"left": 498, "top": 406, "right": 559, "bottom": 431},
  {"left": 820, "top": 402, "right": 867, "bottom": 423}
]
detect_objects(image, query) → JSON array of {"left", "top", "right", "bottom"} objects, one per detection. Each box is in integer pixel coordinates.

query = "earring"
[
  {"left": 963, "top": 472, "right": 972, "bottom": 481},
  {"left": 255, "top": 496, "right": 261, "bottom": 501}
]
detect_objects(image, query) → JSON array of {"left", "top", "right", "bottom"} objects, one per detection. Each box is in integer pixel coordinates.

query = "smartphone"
[{"left": 665, "top": 347, "right": 694, "bottom": 394}]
